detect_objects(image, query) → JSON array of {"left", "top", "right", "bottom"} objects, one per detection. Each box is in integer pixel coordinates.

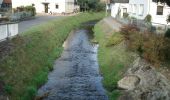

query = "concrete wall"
[{"left": 0, "top": 23, "right": 18, "bottom": 41}]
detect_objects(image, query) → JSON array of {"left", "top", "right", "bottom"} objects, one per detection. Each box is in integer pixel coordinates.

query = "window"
[
  {"left": 134, "top": 4, "right": 137, "bottom": 14},
  {"left": 129, "top": 4, "right": 132, "bottom": 13},
  {"left": 132, "top": 4, "right": 135, "bottom": 13},
  {"left": 139, "top": 4, "right": 144, "bottom": 15},
  {"left": 123, "top": 8, "right": 127, "bottom": 13},
  {"left": 56, "top": 4, "right": 59, "bottom": 9},
  {"left": 157, "top": 6, "right": 163, "bottom": 15}
]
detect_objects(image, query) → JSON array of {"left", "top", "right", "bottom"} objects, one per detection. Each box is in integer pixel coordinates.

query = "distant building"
[
  {"left": 0, "top": 0, "right": 12, "bottom": 9},
  {"left": 12, "top": 0, "right": 78, "bottom": 14},
  {"left": 110, "top": 0, "right": 170, "bottom": 25},
  {"left": 110, "top": 0, "right": 129, "bottom": 18}
]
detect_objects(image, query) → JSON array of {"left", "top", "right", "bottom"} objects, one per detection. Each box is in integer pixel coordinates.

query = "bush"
[
  {"left": 123, "top": 13, "right": 129, "bottom": 18},
  {"left": 167, "top": 14, "right": 170, "bottom": 23},
  {"left": 165, "top": 28, "right": 170, "bottom": 38},
  {"left": 105, "top": 33, "right": 124, "bottom": 47},
  {"left": 95, "top": 2, "right": 105, "bottom": 12},
  {"left": 24, "top": 6, "right": 36, "bottom": 16},
  {"left": 144, "top": 14, "right": 152, "bottom": 23},
  {"left": 120, "top": 24, "right": 140, "bottom": 40},
  {"left": 121, "top": 24, "right": 170, "bottom": 67},
  {"left": 4, "top": 84, "right": 13, "bottom": 94}
]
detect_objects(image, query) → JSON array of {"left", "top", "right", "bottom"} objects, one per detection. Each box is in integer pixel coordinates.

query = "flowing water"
[{"left": 37, "top": 29, "right": 108, "bottom": 100}]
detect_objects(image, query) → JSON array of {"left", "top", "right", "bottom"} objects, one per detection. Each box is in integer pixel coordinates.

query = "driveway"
[{"left": 18, "top": 15, "right": 63, "bottom": 33}]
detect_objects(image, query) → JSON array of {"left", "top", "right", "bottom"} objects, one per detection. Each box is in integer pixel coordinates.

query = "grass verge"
[
  {"left": 0, "top": 12, "right": 105, "bottom": 100},
  {"left": 93, "top": 20, "right": 135, "bottom": 100}
]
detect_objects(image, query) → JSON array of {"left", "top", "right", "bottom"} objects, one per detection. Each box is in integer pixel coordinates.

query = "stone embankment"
[{"left": 118, "top": 58, "right": 170, "bottom": 100}]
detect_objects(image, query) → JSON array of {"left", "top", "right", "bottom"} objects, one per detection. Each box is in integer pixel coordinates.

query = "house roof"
[
  {"left": 3, "top": 0, "right": 11, "bottom": 4},
  {"left": 111, "top": 0, "right": 129, "bottom": 3}
]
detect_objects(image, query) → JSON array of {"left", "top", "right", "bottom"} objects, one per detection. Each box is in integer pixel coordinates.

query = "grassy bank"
[
  {"left": 94, "top": 20, "right": 135, "bottom": 99},
  {"left": 0, "top": 12, "right": 104, "bottom": 100}
]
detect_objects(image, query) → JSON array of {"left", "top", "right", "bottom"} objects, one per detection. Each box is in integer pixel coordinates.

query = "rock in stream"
[{"left": 36, "top": 30, "right": 108, "bottom": 100}]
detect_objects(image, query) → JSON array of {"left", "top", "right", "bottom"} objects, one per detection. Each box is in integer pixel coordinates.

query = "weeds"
[
  {"left": 94, "top": 21, "right": 134, "bottom": 100},
  {"left": 0, "top": 12, "right": 105, "bottom": 100}
]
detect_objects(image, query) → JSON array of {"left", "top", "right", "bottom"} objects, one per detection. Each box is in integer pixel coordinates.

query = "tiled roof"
[{"left": 3, "top": 0, "right": 11, "bottom": 3}]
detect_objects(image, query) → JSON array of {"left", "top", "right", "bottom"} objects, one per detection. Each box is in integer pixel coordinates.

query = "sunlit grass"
[
  {"left": 94, "top": 21, "right": 134, "bottom": 100},
  {"left": 0, "top": 12, "right": 105, "bottom": 100}
]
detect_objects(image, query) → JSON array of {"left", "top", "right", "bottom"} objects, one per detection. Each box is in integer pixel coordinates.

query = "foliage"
[
  {"left": 153, "top": 0, "right": 170, "bottom": 6},
  {"left": 77, "top": 0, "right": 105, "bottom": 11},
  {"left": 24, "top": 6, "right": 36, "bottom": 16},
  {"left": 15, "top": 6, "right": 36, "bottom": 16},
  {"left": 106, "top": 33, "right": 124, "bottom": 47},
  {"left": 121, "top": 25, "right": 170, "bottom": 67},
  {"left": 165, "top": 28, "right": 170, "bottom": 38},
  {"left": 123, "top": 13, "right": 129, "bottom": 18},
  {"left": 4, "top": 84, "right": 13, "bottom": 94},
  {"left": 0, "top": 12, "right": 105, "bottom": 100},
  {"left": 167, "top": 14, "right": 170, "bottom": 23},
  {"left": 144, "top": 14, "right": 152, "bottom": 23}
]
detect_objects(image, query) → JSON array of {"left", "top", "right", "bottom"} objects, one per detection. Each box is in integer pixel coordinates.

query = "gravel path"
[{"left": 37, "top": 30, "right": 108, "bottom": 100}]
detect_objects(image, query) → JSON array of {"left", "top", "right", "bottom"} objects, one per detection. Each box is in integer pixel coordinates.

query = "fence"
[{"left": 0, "top": 22, "right": 18, "bottom": 41}]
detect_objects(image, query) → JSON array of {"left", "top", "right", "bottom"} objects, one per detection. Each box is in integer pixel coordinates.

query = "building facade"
[
  {"left": 111, "top": 0, "right": 170, "bottom": 25},
  {"left": 12, "top": 0, "right": 76, "bottom": 14}
]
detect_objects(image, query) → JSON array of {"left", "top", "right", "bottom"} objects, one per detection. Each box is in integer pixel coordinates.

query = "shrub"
[
  {"left": 123, "top": 13, "right": 129, "bottom": 18},
  {"left": 4, "top": 84, "right": 13, "bottom": 94},
  {"left": 120, "top": 24, "right": 140, "bottom": 40},
  {"left": 24, "top": 6, "right": 36, "bottom": 16},
  {"left": 106, "top": 33, "right": 124, "bottom": 47},
  {"left": 95, "top": 2, "right": 105, "bottom": 12},
  {"left": 120, "top": 24, "right": 170, "bottom": 66},
  {"left": 167, "top": 14, "right": 170, "bottom": 23},
  {"left": 165, "top": 28, "right": 170, "bottom": 38},
  {"left": 144, "top": 14, "right": 152, "bottom": 23}
]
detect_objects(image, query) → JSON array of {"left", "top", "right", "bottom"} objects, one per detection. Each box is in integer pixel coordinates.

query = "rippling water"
[{"left": 37, "top": 30, "right": 108, "bottom": 100}]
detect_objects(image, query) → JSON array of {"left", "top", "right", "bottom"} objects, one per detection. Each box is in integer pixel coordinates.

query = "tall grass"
[
  {"left": 0, "top": 12, "right": 105, "bottom": 100},
  {"left": 94, "top": 21, "right": 134, "bottom": 100}
]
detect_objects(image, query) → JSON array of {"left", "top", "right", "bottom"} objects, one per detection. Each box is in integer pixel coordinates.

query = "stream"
[{"left": 37, "top": 29, "right": 108, "bottom": 100}]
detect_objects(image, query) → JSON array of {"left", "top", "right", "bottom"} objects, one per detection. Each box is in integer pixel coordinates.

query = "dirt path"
[{"left": 37, "top": 30, "right": 108, "bottom": 100}]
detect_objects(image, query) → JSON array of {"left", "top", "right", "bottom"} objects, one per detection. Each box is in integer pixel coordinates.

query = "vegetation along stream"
[{"left": 36, "top": 21, "right": 108, "bottom": 100}]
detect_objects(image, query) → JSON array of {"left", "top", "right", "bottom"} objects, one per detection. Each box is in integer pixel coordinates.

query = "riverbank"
[
  {"left": 93, "top": 18, "right": 136, "bottom": 99},
  {"left": 0, "top": 12, "right": 105, "bottom": 100},
  {"left": 94, "top": 17, "right": 170, "bottom": 100}
]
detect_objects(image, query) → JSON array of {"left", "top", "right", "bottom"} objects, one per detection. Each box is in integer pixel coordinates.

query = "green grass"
[
  {"left": 94, "top": 21, "right": 135, "bottom": 100},
  {"left": 0, "top": 12, "right": 105, "bottom": 100}
]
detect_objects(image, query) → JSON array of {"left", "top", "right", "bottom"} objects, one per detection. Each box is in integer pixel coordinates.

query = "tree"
[
  {"left": 77, "top": 0, "right": 102, "bottom": 11},
  {"left": 153, "top": 0, "right": 170, "bottom": 6}
]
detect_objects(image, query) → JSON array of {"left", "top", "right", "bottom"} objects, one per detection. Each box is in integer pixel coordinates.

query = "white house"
[
  {"left": 111, "top": 0, "right": 170, "bottom": 25},
  {"left": 12, "top": 0, "right": 77, "bottom": 14},
  {"left": 110, "top": 0, "right": 129, "bottom": 18}
]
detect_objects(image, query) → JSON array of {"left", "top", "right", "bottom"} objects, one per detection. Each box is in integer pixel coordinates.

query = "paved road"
[{"left": 18, "top": 15, "right": 63, "bottom": 33}]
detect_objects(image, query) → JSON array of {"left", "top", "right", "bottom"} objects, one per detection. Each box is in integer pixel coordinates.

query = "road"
[{"left": 18, "top": 15, "right": 63, "bottom": 33}]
